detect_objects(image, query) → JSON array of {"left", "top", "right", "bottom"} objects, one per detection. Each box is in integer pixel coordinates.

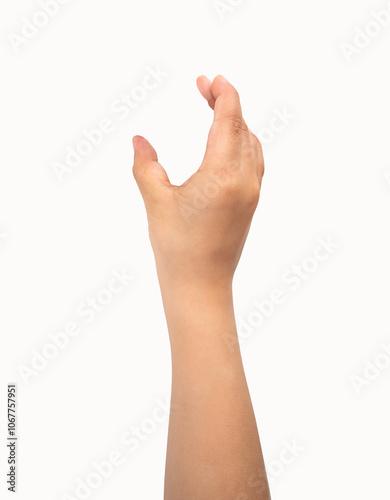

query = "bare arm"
[{"left": 132, "top": 75, "right": 270, "bottom": 500}]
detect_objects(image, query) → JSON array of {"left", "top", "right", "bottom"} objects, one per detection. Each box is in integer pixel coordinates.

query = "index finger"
[
  {"left": 197, "top": 75, "right": 245, "bottom": 124},
  {"left": 198, "top": 75, "right": 249, "bottom": 167},
  {"left": 211, "top": 75, "right": 244, "bottom": 125}
]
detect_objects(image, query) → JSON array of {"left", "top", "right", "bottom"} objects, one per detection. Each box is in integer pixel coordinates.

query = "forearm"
[
  {"left": 159, "top": 274, "right": 270, "bottom": 500},
  {"left": 132, "top": 74, "right": 268, "bottom": 499}
]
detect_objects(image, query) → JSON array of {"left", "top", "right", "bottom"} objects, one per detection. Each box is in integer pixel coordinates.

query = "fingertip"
[
  {"left": 210, "top": 75, "right": 243, "bottom": 123},
  {"left": 132, "top": 135, "right": 147, "bottom": 150},
  {"left": 213, "top": 74, "right": 229, "bottom": 85},
  {"left": 132, "top": 135, "right": 158, "bottom": 164},
  {"left": 196, "top": 75, "right": 215, "bottom": 109},
  {"left": 196, "top": 75, "right": 208, "bottom": 88},
  {"left": 211, "top": 74, "right": 236, "bottom": 99}
]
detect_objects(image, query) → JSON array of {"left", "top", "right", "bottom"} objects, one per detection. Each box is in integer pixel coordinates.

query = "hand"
[{"left": 132, "top": 75, "right": 264, "bottom": 288}]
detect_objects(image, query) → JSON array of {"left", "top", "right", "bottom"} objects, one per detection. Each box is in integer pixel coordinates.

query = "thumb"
[{"left": 132, "top": 135, "right": 171, "bottom": 200}]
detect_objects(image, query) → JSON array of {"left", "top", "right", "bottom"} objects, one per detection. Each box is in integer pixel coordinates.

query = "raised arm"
[{"left": 132, "top": 75, "right": 270, "bottom": 500}]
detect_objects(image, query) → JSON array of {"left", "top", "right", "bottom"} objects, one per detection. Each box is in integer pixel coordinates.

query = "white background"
[{"left": 1, "top": 0, "right": 390, "bottom": 499}]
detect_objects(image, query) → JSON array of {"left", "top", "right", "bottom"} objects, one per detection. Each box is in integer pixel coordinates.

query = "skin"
[{"left": 132, "top": 75, "right": 271, "bottom": 500}]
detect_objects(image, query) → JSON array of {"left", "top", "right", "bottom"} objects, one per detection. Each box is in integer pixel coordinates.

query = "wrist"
[
  {"left": 154, "top": 259, "right": 234, "bottom": 294},
  {"left": 157, "top": 271, "right": 236, "bottom": 339}
]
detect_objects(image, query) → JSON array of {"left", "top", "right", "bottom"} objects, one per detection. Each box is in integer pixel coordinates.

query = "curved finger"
[
  {"left": 202, "top": 76, "right": 250, "bottom": 168},
  {"left": 196, "top": 75, "right": 215, "bottom": 110}
]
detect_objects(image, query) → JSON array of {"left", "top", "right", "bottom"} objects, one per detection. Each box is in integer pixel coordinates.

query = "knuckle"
[
  {"left": 259, "top": 160, "right": 265, "bottom": 177},
  {"left": 255, "top": 155, "right": 265, "bottom": 178},
  {"left": 221, "top": 174, "right": 241, "bottom": 195},
  {"left": 251, "top": 131, "right": 263, "bottom": 150},
  {"left": 247, "top": 184, "right": 260, "bottom": 209},
  {"left": 225, "top": 114, "right": 247, "bottom": 136}
]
